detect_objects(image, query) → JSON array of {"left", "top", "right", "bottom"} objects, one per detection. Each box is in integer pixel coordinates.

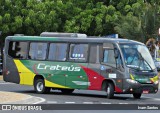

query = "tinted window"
[
  {"left": 103, "top": 43, "right": 116, "bottom": 67},
  {"left": 69, "top": 44, "right": 88, "bottom": 62},
  {"left": 29, "top": 42, "right": 47, "bottom": 60},
  {"left": 48, "top": 43, "right": 67, "bottom": 61},
  {"left": 89, "top": 45, "right": 99, "bottom": 63},
  {"left": 8, "top": 41, "right": 28, "bottom": 59},
  {"left": 103, "top": 49, "right": 116, "bottom": 64}
]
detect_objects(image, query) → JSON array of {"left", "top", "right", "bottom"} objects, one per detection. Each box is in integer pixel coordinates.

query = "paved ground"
[
  {"left": 0, "top": 91, "right": 32, "bottom": 104},
  {"left": 0, "top": 75, "right": 160, "bottom": 104},
  {"left": 0, "top": 76, "right": 45, "bottom": 104}
]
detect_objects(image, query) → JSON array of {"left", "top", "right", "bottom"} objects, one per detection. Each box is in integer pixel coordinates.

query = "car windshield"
[{"left": 120, "top": 44, "right": 156, "bottom": 71}]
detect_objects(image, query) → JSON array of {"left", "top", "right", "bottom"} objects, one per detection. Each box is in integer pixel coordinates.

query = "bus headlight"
[
  {"left": 154, "top": 80, "right": 159, "bottom": 85},
  {"left": 126, "top": 79, "right": 138, "bottom": 84}
]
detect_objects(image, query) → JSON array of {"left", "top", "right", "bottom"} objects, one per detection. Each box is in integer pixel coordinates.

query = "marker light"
[
  {"left": 130, "top": 88, "right": 133, "bottom": 92},
  {"left": 154, "top": 80, "right": 159, "bottom": 85},
  {"left": 126, "top": 79, "right": 138, "bottom": 84}
]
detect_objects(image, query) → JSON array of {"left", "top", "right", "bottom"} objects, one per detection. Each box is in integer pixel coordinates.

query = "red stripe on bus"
[{"left": 80, "top": 66, "right": 105, "bottom": 90}]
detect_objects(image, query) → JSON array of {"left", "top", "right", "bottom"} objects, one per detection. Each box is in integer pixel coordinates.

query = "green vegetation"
[{"left": 0, "top": 0, "right": 160, "bottom": 42}]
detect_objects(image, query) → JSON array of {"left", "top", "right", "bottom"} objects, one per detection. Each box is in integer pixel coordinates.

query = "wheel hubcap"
[
  {"left": 37, "top": 82, "right": 43, "bottom": 92},
  {"left": 107, "top": 87, "right": 110, "bottom": 94}
]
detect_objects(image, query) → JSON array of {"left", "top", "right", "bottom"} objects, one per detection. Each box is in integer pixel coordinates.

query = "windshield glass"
[{"left": 120, "top": 44, "right": 156, "bottom": 71}]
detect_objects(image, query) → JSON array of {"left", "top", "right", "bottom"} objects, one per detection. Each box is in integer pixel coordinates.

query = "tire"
[
  {"left": 105, "top": 82, "right": 114, "bottom": 99},
  {"left": 34, "top": 79, "right": 51, "bottom": 94},
  {"left": 61, "top": 89, "right": 74, "bottom": 94},
  {"left": 133, "top": 93, "right": 142, "bottom": 99}
]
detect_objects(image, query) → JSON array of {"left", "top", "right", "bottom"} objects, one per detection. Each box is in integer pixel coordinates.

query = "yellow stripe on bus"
[
  {"left": 150, "top": 75, "right": 159, "bottom": 83},
  {"left": 14, "top": 59, "right": 35, "bottom": 85},
  {"left": 130, "top": 74, "right": 135, "bottom": 80},
  {"left": 14, "top": 60, "right": 69, "bottom": 88},
  {"left": 45, "top": 80, "right": 69, "bottom": 88}
]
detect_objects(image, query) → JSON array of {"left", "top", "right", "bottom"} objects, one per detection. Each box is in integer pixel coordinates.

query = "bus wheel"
[
  {"left": 61, "top": 89, "right": 74, "bottom": 94},
  {"left": 105, "top": 82, "right": 114, "bottom": 99},
  {"left": 133, "top": 93, "right": 142, "bottom": 99},
  {"left": 34, "top": 79, "right": 50, "bottom": 94}
]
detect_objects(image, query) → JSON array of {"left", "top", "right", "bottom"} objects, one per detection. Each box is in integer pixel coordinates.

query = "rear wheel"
[
  {"left": 133, "top": 93, "right": 142, "bottom": 99},
  {"left": 105, "top": 82, "right": 114, "bottom": 99},
  {"left": 34, "top": 79, "right": 51, "bottom": 94},
  {"left": 61, "top": 89, "right": 74, "bottom": 94}
]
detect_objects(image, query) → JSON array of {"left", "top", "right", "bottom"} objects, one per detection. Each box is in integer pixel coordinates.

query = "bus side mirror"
[{"left": 114, "top": 49, "right": 119, "bottom": 59}]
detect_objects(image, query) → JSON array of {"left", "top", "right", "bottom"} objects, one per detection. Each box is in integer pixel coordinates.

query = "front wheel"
[
  {"left": 105, "top": 82, "right": 114, "bottom": 99},
  {"left": 34, "top": 79, "right": 51, "bottom": 94},
  {"left": 133, "top": 93, "right": 142, "bottom": 99}
]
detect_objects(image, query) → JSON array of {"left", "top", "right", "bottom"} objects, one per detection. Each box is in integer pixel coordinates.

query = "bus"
[{"left": 3, "top": 33, "right": 159, "bottom": 99}]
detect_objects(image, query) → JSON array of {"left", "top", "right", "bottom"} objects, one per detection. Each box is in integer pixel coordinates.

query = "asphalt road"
[
  {"left": 1, "top": 80, "right": 160, "bottom": 113},
  {"left": 0, "top": 81, "right": 160, "bottom": 105}
]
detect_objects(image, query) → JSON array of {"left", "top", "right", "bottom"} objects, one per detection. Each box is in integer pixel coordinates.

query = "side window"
[
  {"left": 99, "top": 45, "right": 103, "bottom": 62},
  {"left": 89, "top": 44, "right": 99, "bottom": 63},
  {"left": 8, "top": 41, "right": 28, "bottom": 59},
  {"left": 103, "top": 43, "right": 116, "bottom": 67},
  {"left": 69, "top": 44, "right": 88, "bottom": 62},
  {"left": 48, "top": 43, "right": 67, "bottom": 61},
  {"left": 103, "top": 49, "right": 116, "bottom": 64},
  {"left": 29, "top": 42, "right": 47, "bottom": 60}
]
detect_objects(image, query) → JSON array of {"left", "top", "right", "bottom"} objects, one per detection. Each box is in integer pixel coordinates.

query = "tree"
[
  {"left": 0, "top": 0, "right": 160, "bottom": 43},
  {"left": 114, "top": 0, "right": 160, "bottom": 42},
  {"left": 114, "top": 15, "right": 143, "bottom": 41}
]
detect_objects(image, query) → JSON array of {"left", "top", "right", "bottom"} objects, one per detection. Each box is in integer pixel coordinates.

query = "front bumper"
[{"left": 123, "top": 82, "right": 159, "bottom": 94}]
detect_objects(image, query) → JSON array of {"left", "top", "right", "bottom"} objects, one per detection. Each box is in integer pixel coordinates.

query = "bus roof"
[{"left": 6, "top": 36, "right": 144, "bottom": 45}]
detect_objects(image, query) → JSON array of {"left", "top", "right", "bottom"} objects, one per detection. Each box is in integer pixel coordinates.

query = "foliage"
[{"left": 0, "top": 0, "right": 160, "bottom": 43}]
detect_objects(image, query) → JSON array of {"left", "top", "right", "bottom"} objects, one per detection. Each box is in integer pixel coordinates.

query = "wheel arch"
[
  {"left": 34, "top": 75, "right": 45, "bottom": 85},
  {"left": 33, "top": 74, "right": 51, "bottom": 94},
  {"left": 101, "top": 79, "right": 115, "bottom": 91}
]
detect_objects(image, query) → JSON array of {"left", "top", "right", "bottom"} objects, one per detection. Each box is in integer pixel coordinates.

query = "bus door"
[
  {"left": 100, "top": 43, "right": 124, "bottom": 93},
  {"left": 46, "top": 43, "right": 68, "bottom": 87},
  {"left": 86, "top": 44, "right": 103, "bottom": 90},
  {"left": 65, "top": 44, "right": 89, "bottom": 89},
  {"left": 46, "top": 62, "right": 66, "bottom": 87}
]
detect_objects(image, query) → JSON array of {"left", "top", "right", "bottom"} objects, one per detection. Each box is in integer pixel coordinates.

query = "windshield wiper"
[
  {"left": 137, "top": 51, "right": 152, "bottom": 71},
  {"left": 127, "top": 65, "right": 140, "bottom": 70}
]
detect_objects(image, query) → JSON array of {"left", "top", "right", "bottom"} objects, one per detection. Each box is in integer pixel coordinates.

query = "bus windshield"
[{"left": 120, "top": 44, "right": 156, "bottom": 71}]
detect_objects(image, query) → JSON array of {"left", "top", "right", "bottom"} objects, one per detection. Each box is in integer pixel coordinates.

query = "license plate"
[{"left": 143, "top": 90, "right": 149, "bottom": 94}]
